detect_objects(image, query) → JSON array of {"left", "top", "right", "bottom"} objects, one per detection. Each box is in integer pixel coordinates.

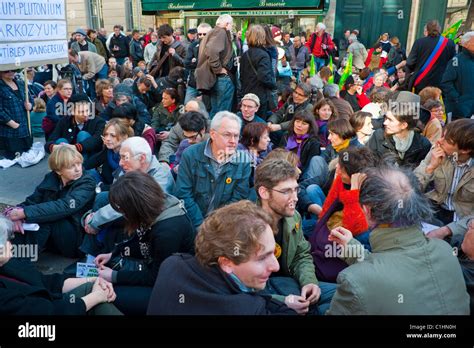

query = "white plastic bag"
[{"left": 16, "top": 142, "right": 45, "bottom": 168}]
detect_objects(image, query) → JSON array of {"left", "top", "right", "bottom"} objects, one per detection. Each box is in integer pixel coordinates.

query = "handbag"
[
  {"left": 109, "top": 255, "right": 149, "bottom": 272},
  {"left": 245, "top": 51, "right": 278, "bottom": 110}
]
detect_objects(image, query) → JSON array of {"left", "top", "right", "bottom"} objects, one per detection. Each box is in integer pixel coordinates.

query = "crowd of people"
[{"left": 0, "top": 15, "right": 473, "bottom": 316}]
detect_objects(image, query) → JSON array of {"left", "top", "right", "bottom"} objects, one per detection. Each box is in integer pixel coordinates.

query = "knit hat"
[
  {"left": 188, "top": 28, "right": 197, "bottom": 34},
  {"left": 113, "top": 84, "right": 133, "bottom": 100},
  {"left": 74, "top": 28, "right": 87, "bottom": 37},
  {"left": 271, "top": 26, "right": 282, "bottom": 39},
  {"left": 241, "top": 93, "right": 260, "bottom": 108}
]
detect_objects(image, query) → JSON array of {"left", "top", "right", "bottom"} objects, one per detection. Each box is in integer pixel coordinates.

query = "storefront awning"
[{"left": 142, "top": 0, "right": 323, "bottom": 13}]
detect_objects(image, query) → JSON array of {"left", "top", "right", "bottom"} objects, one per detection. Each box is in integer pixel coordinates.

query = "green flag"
[
  {"left": 241, "top": 20, "right": 249, "bottom": 43},
  {"left": 338, "top": 53, "right": 353, "bottom": 90},
  {"left": 442, "top": 19, "right": 463, "bottom": 41},
  {"left": 328, "top": 56, "right": 334, "bottom": 84},
  {"left": 309, "top": 55, "right": 316, "bottom": 77}
]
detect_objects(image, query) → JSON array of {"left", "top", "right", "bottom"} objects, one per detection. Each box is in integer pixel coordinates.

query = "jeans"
[
  {"left": 302, "top": 184, "right": 326, "bottom": 237},
  {"left": 184, "top": 85, "right": 200, "bottom": 104},
  {"left": 56, "top": 131, "right": 91, "bottom": 159},
  {"left": 210, "top": 75, "right": 234, "bottom": 118},
  {"left": 301, "top": 155, "right": 329, "bottom": 183},
  {"left": 313, "top": 56, "right": 326, "bottom": 72}
]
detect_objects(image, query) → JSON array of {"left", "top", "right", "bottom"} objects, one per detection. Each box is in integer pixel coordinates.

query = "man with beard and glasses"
[{"left": 255, "top": 158, "right": 336, "bottom": 315}]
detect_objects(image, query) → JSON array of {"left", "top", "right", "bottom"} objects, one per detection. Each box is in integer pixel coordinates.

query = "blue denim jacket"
[{"left": 175, "top": 140, "right": 251, "bottom": 227}]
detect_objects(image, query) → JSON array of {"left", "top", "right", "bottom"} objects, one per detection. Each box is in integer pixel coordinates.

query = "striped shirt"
[{"left": 443, "top": 157, "right": 473, "bottom": 221}]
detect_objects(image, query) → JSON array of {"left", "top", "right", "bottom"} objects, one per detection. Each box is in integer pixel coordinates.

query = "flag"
[
  {"left": 338, "top": 53, "right": 353, "bottom": 89},
  {"left": 442, "top": 19, "right": 463, "bottom": 41},
  {"left": 309, "top": 55, "right": 316, "bottom": 77},
  {"left": 328, "top": 56, "right": 334, "bottom": 84},
  {"left": 241, "top": 20, "right": 249, "bottom": 43}
]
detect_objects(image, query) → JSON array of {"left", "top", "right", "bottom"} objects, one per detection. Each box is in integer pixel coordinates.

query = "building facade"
[{"left": 65, "top": 0, "right": 155, "bottom": 35}]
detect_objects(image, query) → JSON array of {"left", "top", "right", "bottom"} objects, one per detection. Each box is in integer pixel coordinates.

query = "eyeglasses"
[
  {"left": 270, "top": 187, "right": 301, "bottom": 196},
  {"left": 217, "top": 132, "right": 240, "bottom": 141},
  {"left": 183, "top": 132, "right": 201, "bottom": 141},
  {"left": 119, "top": 153, "right": 142, "bottom": 161},
  {"left": 198, "top": 33, "right": 207, "bottom": 37}
]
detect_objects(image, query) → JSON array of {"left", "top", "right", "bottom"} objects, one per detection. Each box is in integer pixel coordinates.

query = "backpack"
[{"left": 310, "top": 32, "right": 335, "bottom": 58}]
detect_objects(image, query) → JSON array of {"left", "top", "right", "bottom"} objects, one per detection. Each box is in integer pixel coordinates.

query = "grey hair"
[
  {"left": 461, "top": 31, "right": 474, "bottom": 45},
  {"left": 186, "top": 98, "right": 210, "bottom": 119},
  {"left": 121, "top": 136, "right": 152, "bottom": 163},
  {"left": 323, "top": 84, "right": 340, "bottom": 98},
  {"left": 197, "top": 23, "right": 212, "bottom": 31},
  {"left": 316, "top": 23, "right": 326, "bottom": 31},
  {"left": 210, "top": 111, "right": 242, "bottom": 131},
  {"left": 0, "top": 216, "right": 13, "bottom": 248},
  {"left": 359, "top": 165, "right": 433, "bottom": 227},
  {"left": 216, "top": 14, "right": 233, "bottom": 27}
]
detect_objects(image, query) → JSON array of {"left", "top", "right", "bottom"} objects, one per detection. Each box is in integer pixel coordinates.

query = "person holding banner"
[
  {"left": 406, "top": 20, "right": 456, "bottom": 94},
  {"left": 0, "top": 69, "right": 33, "bottom": 160}
]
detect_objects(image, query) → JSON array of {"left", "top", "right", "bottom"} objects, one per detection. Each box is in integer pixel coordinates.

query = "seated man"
[
  {"left": 45, "top": 94, "right": 105, "bottom": 158},
  {"left": 158, "top": 99, "right": 209, "bottom": 165},
  {"left": 415, "top": 118, "right": 474, "bottom": 225},
  {"left": 175, "top": 111, "right": 251, "bottom": 228},
  {"left": 327, "top": 165, "right": 470, "bottom": 315},
  {"left": 255, "top": 158, "right": 336, "bottom": 315},
  {"left": 99, "top": 83, "right": 151, "bottom": 124},
  {"left": 147, "top": 200, "right": 295, "bottom": 315},
  {"left": 81, "top": 137, "right": 175, "bottom": 255},
  {"left": 237, "top": 93, "right": 266, "bottom": 134}
]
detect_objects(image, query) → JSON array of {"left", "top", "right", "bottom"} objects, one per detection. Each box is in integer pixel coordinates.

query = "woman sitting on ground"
[
  {"left": 349, "top": 111, "right": 374, "bottom": 145},
  {"left": 5, "top": 145, "right": 96, "bottom": 258},
  {"left": 322, "top": 118, "right": 363, "bottom": 167},
  {"left": 313, "top": 98, "right": 339, "bottom": 148},
  {"left": 84, "top": 118, "right": 134, "bottom": 186},
  {"left": 151, "top": 87, "right": 183, "bottom": 142},
  {"left": 94, "top": 171, "right": 195, "bottom": 315}
]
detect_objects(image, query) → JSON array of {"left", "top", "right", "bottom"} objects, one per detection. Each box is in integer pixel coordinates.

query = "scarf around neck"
[
  {"left": 285, "top": 134, "right": 310, "bottom": 161},
  {"left": 333, "top": 138, "right": 351, "bottom": 152},
  {"left": 393, "top": 130, "right": 415, "bottom": 160}
]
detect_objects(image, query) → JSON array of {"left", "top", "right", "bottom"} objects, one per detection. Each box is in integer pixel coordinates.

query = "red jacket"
[
  {"left": 320, "top": 175, "right": 368, "bottom": 236},
  {"left": 306, "top": 32, "right": 335, "bottom": 58},
  {"left": 365, "top": 48, "right": 388, "bottom": 69}
]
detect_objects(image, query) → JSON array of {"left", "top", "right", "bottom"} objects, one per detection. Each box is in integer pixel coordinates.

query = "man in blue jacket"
[{"left": 175, "top": 111, "right": 251, "bottom": 227}]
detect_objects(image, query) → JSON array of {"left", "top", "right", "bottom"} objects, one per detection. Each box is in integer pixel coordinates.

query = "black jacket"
[
  {"left": 45, "top": 115, "right": 105, "bottom": 155},
  {"left": 132, "top": 81, "right": 160, "bottom": 112},
  {"left": 240, "top": 47, "right": 277, "bottom": 109},
  {"left": 147, "top": 254, "right": 296, "bottom": 315},
  {"left": 109, "top": 34, "right": 129, "bottom": 59},
  {"left": 111, "top": 196, "right": 196, "bottom": 287},
  {"left": 130, "top": 39, "right": 144, "bottom": 63},
  {"left": 99, "top": 97, "right": 151, "bottom": 124},
  {"left": 184, "top": 39, "right": 201, "bottom": 88},
  {"left": 406, "top": 35, "right": 456, "bottom": 93},
  {"left": 0, "top": 259, "right": 86, "bottom": 315},
  {"left": 367, "top": 128, "right": 431, "bottom": 169},
  {"left": 21, "top": 172, "right": 96, "bottom": 227},
  {"left": 280, "top": 135, "right": 321, "bottom": 172}
]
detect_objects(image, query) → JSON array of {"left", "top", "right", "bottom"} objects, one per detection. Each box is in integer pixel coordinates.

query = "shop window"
[{"left": 86, "top": 0, "right": 104, "bottom": 29}]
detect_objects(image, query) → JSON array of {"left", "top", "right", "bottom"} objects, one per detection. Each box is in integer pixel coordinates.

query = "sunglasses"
[{"left": 198, "top": 33, "right": 207, "bottom": 37}]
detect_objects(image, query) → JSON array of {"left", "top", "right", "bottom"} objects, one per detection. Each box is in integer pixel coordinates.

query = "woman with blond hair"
[
  {"left": 240, "top": 24, "right": 277, "bottom": 119},
  {"left": 6, "top": 145, "right": 96, "bottom": 258}
]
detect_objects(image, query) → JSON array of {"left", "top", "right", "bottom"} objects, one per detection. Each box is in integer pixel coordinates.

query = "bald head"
[{"left": 359, "top": 166, "right": 433, "bottom": 227}]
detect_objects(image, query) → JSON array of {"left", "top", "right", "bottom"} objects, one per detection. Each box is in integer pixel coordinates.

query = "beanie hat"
[
  {"left": 113, "top": 84, "right": 133, "bottom": 100},
  {"left": 271, "top": 26, "right": 281, "bottom": 39},
  {"left": 241, "top": 93, "right": 260, "bottom": 108},
  {"left": 74, "top": 28, "right": 87, "bottom": 37}
]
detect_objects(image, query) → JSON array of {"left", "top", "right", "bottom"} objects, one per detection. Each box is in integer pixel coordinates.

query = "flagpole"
[{"left": 23, "top": 68, "right": 32, "bottom": 137}]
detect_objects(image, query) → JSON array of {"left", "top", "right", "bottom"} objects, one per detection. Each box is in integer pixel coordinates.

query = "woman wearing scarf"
[
  {"left": 151, "top": 87, "right": 183, "bottom": 142},
  {"left": 144, "top": 32, "right": 158, "bottom": 65},
  {"left": 322, "top": 118, "right": 363, "bottom": 167},
  {"left": 84, "top": 118, "right": 134, "bottom": 187},
  {"left": 279, "top": 110, "right": 321, "bottom": 178},
  {"left": 313, "top": 98, "right": 339, "bottom": 148}
]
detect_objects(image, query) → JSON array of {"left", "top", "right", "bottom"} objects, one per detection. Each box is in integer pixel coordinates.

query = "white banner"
[
  {"left": 0, "top": 40, "right": 68, "bottom": 66},
  {"left": 0, "top": 0, "right": 67, "bottom": 70},
  {"left": 0, "top": 0, "right": 65, "bottom": 20},
  {"left": 0, "top": 20, "right": 67, "bottom": 42}
]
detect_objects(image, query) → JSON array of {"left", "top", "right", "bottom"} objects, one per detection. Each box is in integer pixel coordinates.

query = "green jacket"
[
  {"left": 327, "top": 225, "right": 470, "bottom": 315},
  {"left": 272, "top": 211, "right": 318, "bottom": 303},
  {"left": 151, "top": 104, "right": 182, "bottom": 133}
]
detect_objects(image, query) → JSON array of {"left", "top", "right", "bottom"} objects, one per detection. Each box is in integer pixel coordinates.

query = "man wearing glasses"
[
  {"left": 175, "top": 111, "right": 251, "bottom": 228},
  {"left": 184, "top": 23, "right": 212, "bottom": 104},
  {"left": 255, "top": 158, "right": 336, "bottom": 315}
]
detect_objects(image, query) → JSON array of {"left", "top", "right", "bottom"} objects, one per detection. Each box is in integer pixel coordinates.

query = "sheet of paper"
[{"left": 76, "top": 262, "right": 99, "bottom": 278}]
